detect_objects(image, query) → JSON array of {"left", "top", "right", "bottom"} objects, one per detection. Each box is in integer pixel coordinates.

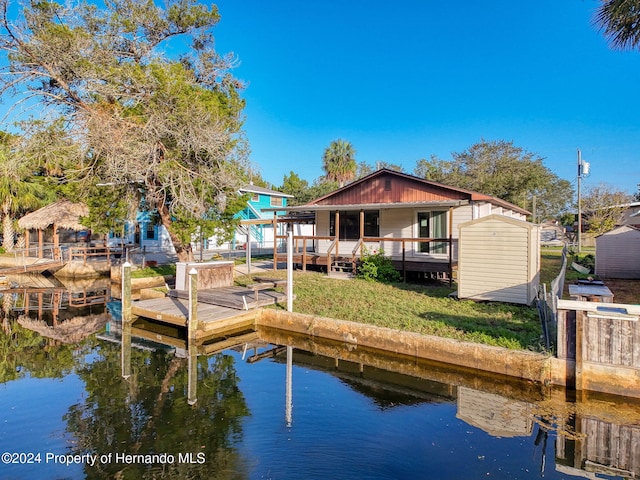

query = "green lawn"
[
  {"left": 235, "top": 271, "right": 544, "bottom": 351},
  {"left": 133, "top": 246, "right": 639, "bottom": 351}
]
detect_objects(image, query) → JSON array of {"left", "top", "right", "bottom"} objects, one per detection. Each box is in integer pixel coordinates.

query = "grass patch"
[
  {"left": 539, "top": 246, "right": 640, "bottom": 304},
  {"left": 131, "top": 264, "right": 176, "bottom": 278},
  {"left": 235, "top": 271, "right": 543, "bottom": 351}
]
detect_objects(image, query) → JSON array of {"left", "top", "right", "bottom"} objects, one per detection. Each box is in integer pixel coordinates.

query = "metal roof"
[
  {"left": 264, "top": 200, "right": 469, "bottom": 213},
  {"left": 240, "top": 184, "right": 293, "bottom": 198}
]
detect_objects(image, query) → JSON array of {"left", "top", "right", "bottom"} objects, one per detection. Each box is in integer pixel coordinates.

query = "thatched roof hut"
[
  {"left": 18, "top": 313, "right": 109, "bottom": 344},
  {"left": 18, "top": 200, "right": 89, "bottom": 258},
  {"left": 18, "top": 200, "right": 88, "bottom": 231}
]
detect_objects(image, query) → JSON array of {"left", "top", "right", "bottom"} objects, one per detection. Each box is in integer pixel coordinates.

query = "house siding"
[
  {"left": 380, "top": 208, "right": 412, "bottom": 257},
  {"left": 595, "top": 226, "right": 640, "bottom": 279},
  {"left": 303, "top": 171, "right": 531, "bottom": 275},
  {"left": 458, "top": 215, "right": 540, "bottom": 305},
  {"left": 315, "top": 175, "right": 468, "bottom": 206},
  {"left": 312, "top": 205, "right": 479, "bottom": 262},
  {"left": 246, "top": 194, "right": 288, "bottom": 217}
]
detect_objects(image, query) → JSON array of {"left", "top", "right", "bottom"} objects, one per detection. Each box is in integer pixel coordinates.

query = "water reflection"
[
  {"left": 113, "top": 317, "right": 640, "bottom": 480},
  {"left": 2, "top": 286, "right": 640, "bottom": 479},
  {"left": 1, "top": 274, "right": 109, "bottom": 324}
]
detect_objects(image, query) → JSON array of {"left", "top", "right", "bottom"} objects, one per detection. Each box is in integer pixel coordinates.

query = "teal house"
[{"left": 235, "top": 183, "right": 293, "bottom": 248}]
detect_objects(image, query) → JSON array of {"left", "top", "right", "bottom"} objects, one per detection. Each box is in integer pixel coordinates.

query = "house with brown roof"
[{"left": 273, "top": 169, "right": 531, "bottom": 279}]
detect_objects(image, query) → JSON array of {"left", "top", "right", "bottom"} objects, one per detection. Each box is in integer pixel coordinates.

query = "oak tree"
[
  {"left": 414, "top": 140, "right": 573, "bottom": 221},
  {"left": 0, "top": 0, "right": 249, "bottom": 261}
]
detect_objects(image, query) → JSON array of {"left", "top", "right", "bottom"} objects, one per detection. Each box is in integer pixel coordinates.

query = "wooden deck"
[
  {"left": 168, "top": 285, "right": 287, "bottom": 310},
  {"left": 0, "top": 259, "right": 65, "bottom": 274},
  {"left": 130, "top": 285, "right": 288, "bottom": 338},
  {"left": 286, "top": 252, "right": 456, "bottom": 278}
]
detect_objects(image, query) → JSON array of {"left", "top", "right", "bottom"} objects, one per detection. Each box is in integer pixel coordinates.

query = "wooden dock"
[
  {"left": 167, "top": 285, "right": 287, "bottom": 310},
  {"left": 129, "top": 285, "right": 288, "bottom": 339},
  {"left": 0, "top": 259, "right": 65, "bottom": 275}
]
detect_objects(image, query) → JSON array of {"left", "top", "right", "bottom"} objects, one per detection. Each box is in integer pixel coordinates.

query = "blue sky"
[{"left": 213, "top": 0, "right": 640, "bottom": 195}]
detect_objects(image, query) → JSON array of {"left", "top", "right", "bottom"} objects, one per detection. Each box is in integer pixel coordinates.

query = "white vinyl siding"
[
  {"left": 379, "top": 208, "right": 412, "bottom": 257},
  {"left": 595, "top": 226, "right": 640, "bottom": 279},
  {"left": 458, "top": 215, "right": 540, "bottom": 305}
]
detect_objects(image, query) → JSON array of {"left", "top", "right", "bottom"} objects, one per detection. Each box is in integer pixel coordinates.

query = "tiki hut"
[
  {"left": 18, "top": 200, "right": 89, "bottom": 258},
  {"left": 17, "top": 313, "right": 109, "bottom": 344}
]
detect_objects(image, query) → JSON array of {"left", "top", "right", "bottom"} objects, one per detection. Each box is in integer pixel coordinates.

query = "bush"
[
  {"left": 356, "top": 246, "right": 401, "bottom": 283},
  {"left": 574, "top": 253, "right": 595, "bottom": 273}
]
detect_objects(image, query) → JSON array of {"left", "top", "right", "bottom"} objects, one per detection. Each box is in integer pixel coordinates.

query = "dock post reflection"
[
  {"left": 121, "top": 318, "right": 132, "bottom": 379},
  {"left": 188, "top": 338, "right": 198, "bottom": 405},
  {"left": 285, "top": 345, "right": 293, "bottom": 427},
  {"left": 121, "top": 262, "right": 132, "bottom": 379},
  {"left": 285, "top": 227, "right": 294, "bottom": 426}
]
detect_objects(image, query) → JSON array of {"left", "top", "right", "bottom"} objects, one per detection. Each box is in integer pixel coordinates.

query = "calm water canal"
[{"left": 1, "top": 283, "right": 640, "bottom": 480}]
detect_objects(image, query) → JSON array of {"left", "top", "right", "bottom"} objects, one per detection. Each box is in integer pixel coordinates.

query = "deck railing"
[
  {"left": 12, "top": 246, "right": 61, "bottom": 264},
  {"left": 273, "top": 234, "right": 456, "bottom": 281},
  {"left": 68, "top": 245, "right": 126, "bottom": 264}
]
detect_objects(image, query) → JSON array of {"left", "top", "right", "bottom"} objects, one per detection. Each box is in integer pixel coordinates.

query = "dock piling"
[{"left": 188, "top": 268, "right": 198, "bottom": 340}]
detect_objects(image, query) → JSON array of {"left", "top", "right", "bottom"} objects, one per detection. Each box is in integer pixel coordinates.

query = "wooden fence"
[{"left": 557, "top": 299, "right": 640, "bottom": 397}]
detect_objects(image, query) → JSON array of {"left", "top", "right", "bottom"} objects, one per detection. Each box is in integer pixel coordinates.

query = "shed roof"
[
  {"left": 458, "top": 214, "right": 538, "bottom": 230},
  {"left": 596, "top": 224, "right": 640, "bottom": 237},
  {"left": 18, "top": 200, "right": 89, "bottom": 231}
]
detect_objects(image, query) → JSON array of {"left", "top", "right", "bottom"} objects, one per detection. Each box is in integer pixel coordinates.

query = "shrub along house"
[{"left": 271, "top": 169, "right": 531, "bottom": 280}]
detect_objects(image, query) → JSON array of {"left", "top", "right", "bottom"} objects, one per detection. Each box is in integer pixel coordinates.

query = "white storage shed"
[
  {"left": 457, "top": 215, "right": 540, "bottom": 305},
  {"left": 595, "top": 225, "right": 640, "bottom": 279}
]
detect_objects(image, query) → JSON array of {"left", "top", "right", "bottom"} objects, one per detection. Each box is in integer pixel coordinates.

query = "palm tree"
[
  {"left": 594, "top": 0, "right": 640, "bottom": 50},
  {"left": 0, "top": 143, "right": 51, "bottom": 251},
  {"left": 322, "top": 139, "right": 357, "bottom": 188}
]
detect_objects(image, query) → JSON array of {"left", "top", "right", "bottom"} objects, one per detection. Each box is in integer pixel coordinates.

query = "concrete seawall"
[{"left": 257, "top": 309, "right": 571, "bottom": 388}]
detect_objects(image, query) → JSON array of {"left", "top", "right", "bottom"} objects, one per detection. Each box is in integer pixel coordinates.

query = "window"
[
  {"left": 417, "top": 211, "right": 447, "bottom": 254},
  {"left": 330, "top": 210, "right": 379, "bottom": 240},
  {"left": 145, "top": 222, "right": 156, "bottom": 240},
  {"left": 270, "top": 196, "right": 283, "bottom": 207},
  {"left": 251, "top": 193, "right": 260, "bottom": 202},
  {"left": 363, "top": 211, "right": 379, "bottom": 237}
]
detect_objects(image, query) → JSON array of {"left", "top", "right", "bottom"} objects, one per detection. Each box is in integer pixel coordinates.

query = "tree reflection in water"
[
  {"left": 3, "top": 297, "right": 640, "bottom": 479},
  {"left": 63, "top": 342, "right": 250, "bottom": 479}
]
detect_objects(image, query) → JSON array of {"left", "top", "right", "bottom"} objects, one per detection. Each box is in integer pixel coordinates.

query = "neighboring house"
[
  {"left": 228, "top": 184, "right": 293, "bottom": 249},
  {"left": 618, "top": 201, "right": 640, "bottom": 227},
  {"left": 103, "top": 185, "right": 295, "bottom": 252},
  {"left": 273, "top": 169, "right": 531, "bottom": 277},
  {"left": 105, "top": 211, "right": 174, "bottom": 252},
  {"left": 540, "top": 220, "right": 567, "bottom": 246},
  {"left": 595, "top": 225, "right": 640, "bottom": 279}
]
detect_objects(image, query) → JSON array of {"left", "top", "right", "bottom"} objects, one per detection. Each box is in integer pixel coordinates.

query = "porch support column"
[
  {"left": 359, "top": 210, "right": 364, "bottom": 239},
  {"left": 402, "top": 240, "right": 406, "bottom": 282},
  {"left": 273, "top": 212, "right": 278, "bottom": 271},
  {"left": 448, "top": 207, "right": 454, "bottom": 287},
  {"left": 38, "top": 228, "right": 43, "bottom": 258},
  {"left": 53, "top": 223, "right": 59, "bottom": 260},
  {"left": 334, "top": 211, "right": 340, "bottom": 259}
]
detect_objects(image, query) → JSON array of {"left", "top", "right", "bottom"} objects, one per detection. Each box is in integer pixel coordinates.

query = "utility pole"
[
  {"left": 577, "top": 149, "right": 582, "bottom": 253},
  {"left": 576, "top": 149, "right": 590, "bottom": 253}
]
